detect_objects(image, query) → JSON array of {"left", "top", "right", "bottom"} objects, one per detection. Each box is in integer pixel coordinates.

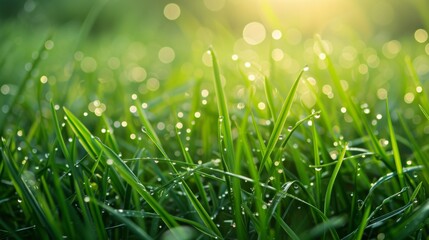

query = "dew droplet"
[{"left": 303, "top": 65, "right": 309, "bottom": 72}]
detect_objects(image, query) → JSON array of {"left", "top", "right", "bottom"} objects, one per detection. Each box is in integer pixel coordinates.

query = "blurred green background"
[{"left": 1, "top": 0, "right": 428, "bottom": 138}]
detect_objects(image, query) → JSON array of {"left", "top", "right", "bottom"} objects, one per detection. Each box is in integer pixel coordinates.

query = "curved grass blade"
[
  {"left": 50, "top": 102, "right": 70, "bottom": 161},
  {"left": 1, "top": 142, "right": 60, "bottom": 239},
  {"left": 175, "top": 130, "right": 222, "bottom": 238},
  {"left": 135, "top": 99, "right": 169, "bottom": 159},
  {"left": 97, "top": 139, "right": 180, "bottom": 231},
  {"left": 63, "top": 108, "right": 180, "bottom": 231},
  {"left": 95, "top": 201, "right": 154, "bottom": 240},
  {"left": 274, "top": 214, "right": 300, "bottom": 240},
  {"left": 259, "top": 67, "right": 306, "bottom": 174},
  {"left": 324, "top": 144, "right": 347, "bottom": 215},
  {"left": 420, "top": 105, "right": 429, "bottom": 120},
  {"left": 361, "top": 166, "right": 423, "bottom": 207},
  {"left": 209, "top": 47, "right": 246, "bottom": 239},
  {"left": 388, "top": 199, "right": 429, "bottom": 240},
  {"left": 63, "top": 108, "right": 101, "bottom": 160}
]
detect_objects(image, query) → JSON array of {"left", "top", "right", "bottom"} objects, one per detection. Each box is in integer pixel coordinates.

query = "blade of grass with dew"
[
  {"left": 355, "top": 189, "right": 414, "bottom": 232},
  {"left": 201, "top": 167, "right": 339, "bottom": 239},
  {"left": 273, "top": 111, "right": 320, "bottom": 184},
  {"left": 100, "top": 139, "right": 178, "bottom": 231},
  {"left": 175, "top": 129, "right": 223, "bottom": 238},
  {"left": 406, "top": 182, "right": 423, "bottom": 215},
  {"left": 174, "top": 217, "right": 220, "bottom": 239},
  {"left": 276, "top": 187, "right": 340, "bottom": 240},
  {"left": 50, "top": 102, "right": 70, "bottom": 161},
  {"left": 83, "top": 177, "right": 108, "bottom": 239},
  {"left": 39, "top": 175, "right": 67, "bottom": 237},
  {"left": 312, "top": 121, "right": 322, "bottom": 208},
  {"left": 208, "top": 47, "right": 234, "bottom": 172},
  {"left": 97, "top": 140, "right": 181, "bottom": 231},
  {"left": 324, "top": 144, "right": 348, "bottom": 216},
  {"left": 63, "top": 108, "right": 101, "bottom": 160},
  {"left": 267, "top": 181, "right": 296, "bottom": 234},
  {"left": 386, "top": 98, "right": 408, "bottom": 203},
  {"left": 259, "top": 67, "right": 306, "bottom": 174},
  {"left": 235, "top": 102, "right": 267, "bottom": 237},
  {"left": 95, "top": 201, "right": 153, "bottom": 240},
  {"left": 354, "top": 201, "right": 371, "bottom": 240},
  {"left": 63, "top": 108, "right": 180, "bottom": 231},
  {"left": 274, "top": 205, "right": 300, "bottom": 240},
  {"left": 50, "top": 168, "right": 76, "bottom": 239},
  {"left": 342, "top": 187, "right": 420, "bottom": 239},
  {"left": 209, "top": 46, "right": 246, "bottom": 239},
  {"left": 63, "top": 107, "right": 125, "bottom": 196},
  {"left": 1, "top": 142, "right": 60, "bottom": 239},
  {"left": 360, "top": 165, "right": 423, "bottom": 209},
  {"left": 135, "top": 99, "right": 169, "bottom": 159}
]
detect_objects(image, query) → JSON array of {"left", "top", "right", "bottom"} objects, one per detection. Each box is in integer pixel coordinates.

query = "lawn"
[{"left": 1, "top": 0, "right": 429, "bottom": 239}]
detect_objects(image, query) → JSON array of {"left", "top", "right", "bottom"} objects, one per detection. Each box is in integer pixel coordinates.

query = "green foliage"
[{"left": 1, "top": 1, "right": 429, "bottom": 239}]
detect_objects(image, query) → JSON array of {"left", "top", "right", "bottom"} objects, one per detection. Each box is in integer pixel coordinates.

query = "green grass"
[{"left": 1, "top": 1, "right": 429, "bottom": 239}]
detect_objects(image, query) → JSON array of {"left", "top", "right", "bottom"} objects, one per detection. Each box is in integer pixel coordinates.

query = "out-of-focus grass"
[{"left": 1, "top": 0, "right": 429, "bottom": 239}]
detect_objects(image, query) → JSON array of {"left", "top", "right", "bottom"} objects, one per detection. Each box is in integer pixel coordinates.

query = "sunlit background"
[{"left": 1, "top": 0, "right": 429, "bottom": 135}]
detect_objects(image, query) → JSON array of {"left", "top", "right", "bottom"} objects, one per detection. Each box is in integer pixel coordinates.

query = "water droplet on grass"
[
  {"left": 303, "top": 65, "right": 309, "bottom": 72},
  {"left": 379, "top": 138, "right": 389, "bottom": 147}
]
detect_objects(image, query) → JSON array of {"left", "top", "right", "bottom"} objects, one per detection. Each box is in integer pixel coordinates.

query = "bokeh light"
[
  {"left": 243, "top": 22, "right": 266, "bottom": 45},
  {"left": 164, "top": 3, "right": 181, "bottom": 20}
]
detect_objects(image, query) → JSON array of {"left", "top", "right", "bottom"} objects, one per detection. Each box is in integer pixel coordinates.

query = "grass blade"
[
  {"left": 98, "top": 140, "right": 180, "bottom": 230},
  {"left": 354, "top": 201, "right": 371, "bottom": 240},
  {"left": 63, "top": 107, "right": 101, "bottom": 160},
  {"left": 209, "top": 47, "right": 246, "bottom": 239},
  {"left": 1, "top": 141, "right": 60, "bottom": 239},
  {"left": 50, "top": 102, "right": 70, "bottom": 161},
  {"left": 175, "top": 130, "right": 222, "bottom": 238},
  {"left": 274, "top": 214, "right": 300, "bottom": 240},
  {"left": 63, "top": 108, "right": 180, "bottom": 232},
  {"left": 420, "top": 105, "right": 429, "bottom": 120},
  {"left": 385, "top": 99, "right": 408, "bottom": 202},
  {"left": 135, "top": 99, "right": 169, "bottom": 159},
  {"left": 388, "top": 199, "right": 429, "bottom": 239},
  {"left": 324, "top": 144, "right": 348, "bottom": 215},
  {"left": 259, "top": 67, "right": 306, "bottom": 174},
  {"left": 95, "top": 201, "right": 154, "bottom": 240},
  {"left": 264, "top": 76, "right": 278, "bottom": 123}
]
